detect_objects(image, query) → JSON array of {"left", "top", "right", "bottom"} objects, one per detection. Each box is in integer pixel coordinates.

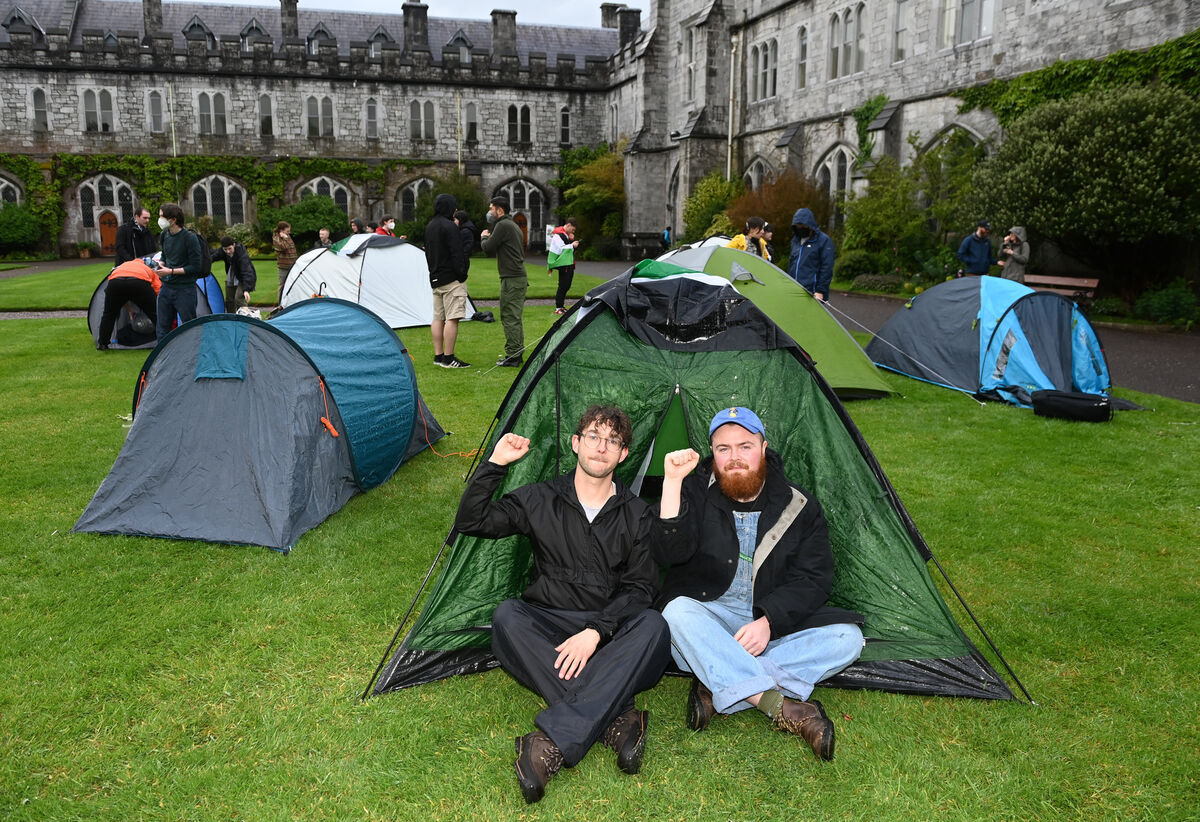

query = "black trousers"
[
  {"left": 491, "top": 599, "right": 670, "bottom": 767},
  {"left": 552, "top": 265, "right": 575, "bottom": 309},
  {"left": 98, "top": 277, "right": 158, "bottom": 344}
]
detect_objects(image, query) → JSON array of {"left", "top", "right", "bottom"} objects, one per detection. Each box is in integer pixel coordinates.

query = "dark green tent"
[{"left": 366, "top": 265, "right": 1023, "bottom": 701}]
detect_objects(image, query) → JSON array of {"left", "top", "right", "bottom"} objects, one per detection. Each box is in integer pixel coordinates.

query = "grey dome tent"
[
  {"left": 74, "top": 299, "right": 445, "bottom": 552},
  {"left": 88, "top": 271, "right": 226, "bottom": 349},
  {"left": 365, "top": 261, "right": 1026, "bottom": 701}
]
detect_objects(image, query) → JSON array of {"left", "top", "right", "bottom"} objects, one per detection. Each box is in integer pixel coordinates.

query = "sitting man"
[
  {"left": 453, "top": 405, "right": 671, "bottom": 803},
  {"left": 654, "top": 407, "right": 865, "bottom": 760}
]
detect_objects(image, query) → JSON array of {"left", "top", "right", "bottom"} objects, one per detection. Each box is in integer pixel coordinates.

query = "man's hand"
[
  {"left": 734, "top": 616, "right": 771, "bottom": 656},
  {"left": 480, "top": 229, "right": 491, "bottom": 239},
  {"left": 489, "top": 433, "right": 530, "bottom": 466},
  {"left": 663, "top": 448, "right": 700, "bottom": 481},
  {"left": 554, "top": 628, "right": 600, "bottom": 680}
]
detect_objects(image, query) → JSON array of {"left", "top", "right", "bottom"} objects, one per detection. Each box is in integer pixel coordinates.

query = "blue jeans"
[
  {"left": 662, "top": 594, "right": 864, "bottom": 713},
  {"left": 156, "top": 281, "right": 197, "bottom": 339}
]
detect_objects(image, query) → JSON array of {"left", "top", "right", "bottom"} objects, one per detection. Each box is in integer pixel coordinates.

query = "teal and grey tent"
[
  {"left": 366, "top": 265, "right": 1024, "bottom": 700},
  {"left": 74, "top": 299, "right": 444, "bottom": 551},
  {"left": 866, "top": 276, "right": 1111, "bottom": 406}
]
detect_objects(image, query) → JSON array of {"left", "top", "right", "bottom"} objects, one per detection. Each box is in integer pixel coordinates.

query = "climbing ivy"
[
  {"left": 957, "top": 28, "right": 1200, "bottom": 126},
  {"left": 853, "top": 94, "right": 889, "bottom": 162},
  {"left": 0, "top": 153, "right": 64, "bottom": 238}
]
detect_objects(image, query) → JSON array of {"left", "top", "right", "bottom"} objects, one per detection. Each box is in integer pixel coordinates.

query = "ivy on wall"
[
  {"left": 957, "top": 27, "right": 1200, "bottom": 126},
  {"left": 0, "top": 154, "right": 64, "bottom": 237}
]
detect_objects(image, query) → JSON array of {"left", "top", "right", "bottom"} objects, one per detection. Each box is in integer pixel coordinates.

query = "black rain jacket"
[{"left": 424, "top": 193, "right": 467, "bottom": 288}]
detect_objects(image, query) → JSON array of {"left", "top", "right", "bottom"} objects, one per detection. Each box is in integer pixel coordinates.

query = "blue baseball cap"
[{"left": 708, "top": 407, "right": 766, "bottom": 438}]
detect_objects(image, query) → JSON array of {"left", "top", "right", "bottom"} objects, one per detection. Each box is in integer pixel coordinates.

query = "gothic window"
[
  {"left": 507, "top": 104, "right": 531, "bottom": 144},
  {"left": 841, "top": 9, "right": 854, "bottom": 77},
  {"left": 829, "top": 5, "right": 866, "bottom": 80},
  {"left": 182, "top": 16, "right": 216, "bottom": 49},
  {"left": 464, "top": 102, "right": 478, "bottom": 142},
  {"left": 760, "top": 40, "right": 778, "bottom": 99},
  {"left": 685, "top": 27, "right": 696, "bottom": 101},
  {"left": 365, "top": 98, "right": 379, "bottom": 139},
  {"left": 938, "top": 0, "right": 956, "bottom": 49},
  {"left": 307, "top": 95, "right": 333, "bottom": 138},
  {"left": 307, "top": 23, "right": 334, "bottom": 56},
  {"left": 302, "top": 176, "right": 349, "bottom": 215},
  {"left": 240, "top": 18, "right": 268, "bottom": 51},
  {"left": 797, "top": 27, "right": 808, "bottom": 89},
  {"left": 78, "top": 174, "right": 134, "bottom": 229},
  {"left": 32, "top": 88, "right": 49, "bottom": 132},
  {"left": 956, "top": 0, "right": 994, "bottom": 43},
  {"left": 148, "top": 91, "right": 163, "bottom": 133},
  {"left": 410, "top": 100, "right": 435, "bottom": 140},
  {"left": 3, "top": 6, "right": 47, "bottom": 42},
  {"left": 368, "top": 26, "right": 393, "bottom": 58},
  {"left": 748, "top": 45, "right": 760, "bottom": 102},
  {"left": 259, "top": 95, "right": 273, "bottom": 137},
  {"left": 192, "top": 174, "right": 246, "bottom": 225},
  {"left": 446, "top": 29, "right": 473, "bottom": 63},
  {"left": 610, "top": 103, "right": 618, "bottom": 143},
  {"left": 855, "top": 3, "right": 867, "bottom": 72},
  {"left": 103, "top": 30, "right": 118, "bottom": 48},
  {"left": 816, "top": 146, "right": 855, "bottom": 218},
  {"left": 198, "top": 92, "right": 227, "bottom": 136},
  {"left": 828, "top": 15, "right": 841, "bottom": 80},
  {"left": 894, "top": 0, "right": 911, "bottom": 61},
  {"left": 0, "top": 177, "right": 22, "bottom": 204},
  {"left": 397, "top": 178, "right": 434, "bottom": 222},
  {"left": 743, "top": 159, "right": 773, "bottom": 190},
  {"left": 83, "top": 89, "right": 114, "bottom": 133},
  {"left": 560, "top": 106, "right": 570, "bottom": 145},
  {"left": 493, "top": 180, "right": 544, "bottom": 237}
]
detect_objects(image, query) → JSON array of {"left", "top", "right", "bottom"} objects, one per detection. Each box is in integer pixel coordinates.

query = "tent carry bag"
[{"left": 1030, "top": 390, "right": 1113, "bottom": 422}]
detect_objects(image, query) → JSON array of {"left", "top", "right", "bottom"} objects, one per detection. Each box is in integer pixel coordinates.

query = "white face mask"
[
  {"left": 157, "top": 217, "right": 170, "bottom": 230},
  {"left": 386, "top": 221, "right": 395, "bottom": 230}
]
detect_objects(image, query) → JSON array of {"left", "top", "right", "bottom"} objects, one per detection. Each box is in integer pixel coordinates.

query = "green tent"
[
  {"left": 661, "top": 244, "right": 893, "bottom": 399},
  {"left": 365, "top": 267, "right": 1022, "bottom": 701}
]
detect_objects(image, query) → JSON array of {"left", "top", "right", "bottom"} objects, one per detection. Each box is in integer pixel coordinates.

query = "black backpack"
[{"left": 187, "top": 228, "right": 213, "bottom": 278}]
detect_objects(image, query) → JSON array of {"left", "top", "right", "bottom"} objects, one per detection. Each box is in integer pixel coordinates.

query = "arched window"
[
  {"left": 743, "top": 159, "right": 773, "bottom": 191},
  {"left": 148, "top": 91, "right": 163, "bottom": 133},
  {"left": 894, "top": 0, "right": 910, "bottom": 62},
  {"left": 302, "top": 176, "right": 349, "bottom": 215},
  {"left": 410, "top": 100, "right": 434, "bottom": 140},
  {"left": 192, "top": 174, "right": 246, "bottom": 225},
  {"left": 258, "top": 95, "right": 273, "bottom": 136},
  {"left": 560, "top": 106, "right": 570, "bottom": 145},
  {"left": 748, "top": 45, "right": 760, "bottom": 102},
  {"left": 465, "top": 102, "right": 478, "bottom": 142},
  {"left": 198, "top": 92, "right": 227, "bottom": 136},
  {"left": 507, "top": 105, "right": 531, "bottom": 144},
  {"left": 815, "top": 146, "right": 855, "bottom": 220},
  {"left": 365, "top": 97, "right": 379, "bottom": 139},
  {"left": 397, "top": 178, "right": 434, "bottom": 222},
  {"left": 764, "top": 40, "right": 778, "bottom": 98},
  {"left": 32, "top": 88, "right": 49, "bottom": 132},
  {"left": 307, "top": 95, "right": 333, "bottom": 137},
  {"left": 842, "top": 9, "right": 854, "bottom": 77},
  {"left": 83, "top": 89, "right": 114, "bottom": 133},
  {"left": 182, "top": 16, "right": 216, "bottom": 49},
  {"left": 855, "top": 3, "right": 867, "bottom": 72},
  {"left": 685, "top": 27, "right": 697, "bottom": 101},
  {"left": 0, "top": 177, "right": 22, "bottom": 204},
  {"left": 797, "top": 27, "right": 808, "bottom": 88},
  {"left": 828, "top": 15, "right": 841, "bottom": 81},
  {"left": 493, "top": 180, "right": 545, "bottom": 239},
  {"left": 78, "top": 174, "right": 134, "bottom": 229}
]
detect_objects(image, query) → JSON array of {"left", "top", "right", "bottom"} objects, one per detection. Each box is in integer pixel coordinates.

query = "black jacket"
[
  {"left": 114, "top": 220, "right": 157, "bottom": 266},
  {"left": 210, "top": 242, "right": 257, "bottom": 291},
  {"left": 424, "top": 193, "right": 467, "bottom": 288},
  {"left": 653, "top": 450, "right": 863, "bottom": 638},
  {"left": 454, "top": 460, "right": 660, "bottom": 639},
  {"left": 458, "top": 219, "right": 477, "bottom": 275}
]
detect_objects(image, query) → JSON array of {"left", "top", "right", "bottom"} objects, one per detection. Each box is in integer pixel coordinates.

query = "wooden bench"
[{"left": 1023, "top": 274, "right": 1100, "bottom": 301}]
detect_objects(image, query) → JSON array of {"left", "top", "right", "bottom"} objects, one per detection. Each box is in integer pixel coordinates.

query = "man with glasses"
[{"left": 453, "top": 405, "right": 670, "bottom": 804}]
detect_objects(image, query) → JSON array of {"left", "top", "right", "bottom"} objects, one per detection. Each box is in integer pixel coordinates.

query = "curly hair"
[{"left": 574, "top": 405, "right": 633, "bottom": 450}]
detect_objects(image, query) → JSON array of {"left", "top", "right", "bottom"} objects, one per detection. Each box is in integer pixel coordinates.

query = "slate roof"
[{"left": 0, "top": 0, "right": 621, "bottom": 61}]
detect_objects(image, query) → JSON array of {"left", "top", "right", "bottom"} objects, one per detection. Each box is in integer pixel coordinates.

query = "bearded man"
[{"left": 654, "top": 407, "right": 864, "bottom": 760}]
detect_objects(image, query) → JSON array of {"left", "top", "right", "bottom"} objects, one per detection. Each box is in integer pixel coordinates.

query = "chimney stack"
[
  {"left": 142, "top": 0, "right": 162, "bottom": 38},
  {"left": 600, "top": 3, "right": 624, "bottom": 29},
  {"left": 491, "top": 10, "right": 517, "bottom": 57},
  {"left": 617, "top": 7, "right": 640, "bottom": 48},
  {"left": 280, "top": 0, "right": 298, "bottom": 40},
  {"left": 403, "top": 3, "right": 429, "bottom": 52}
]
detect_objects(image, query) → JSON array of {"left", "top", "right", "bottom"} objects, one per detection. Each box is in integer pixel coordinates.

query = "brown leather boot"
[
  {"left": 601, "top": 709, "right": 649, "bottom": 774},
  {"left": 686, "top": 678, "right": 716, "bottom": 731},
  {"left": 771, "top": 698, "right": 835, "bottom": 761},
  {"left": 514, "top": 731, "right": 563, "bottom": 803}
]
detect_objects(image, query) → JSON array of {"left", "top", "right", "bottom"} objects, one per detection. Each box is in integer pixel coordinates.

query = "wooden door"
[{"left": 99, "top": 210, "right": 119, "bottom": 256}]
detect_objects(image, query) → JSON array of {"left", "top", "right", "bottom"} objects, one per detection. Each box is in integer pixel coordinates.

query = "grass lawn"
[
  {"left": 0, "top": 257, "right": 606, "bottom": 311},
  {"left": 1, "top": 309, "right": 1197, "bottom": 821}
]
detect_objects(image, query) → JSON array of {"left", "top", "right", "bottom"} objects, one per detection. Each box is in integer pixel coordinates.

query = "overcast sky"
[{"left": 216, "top": 0, "right": 615, "bottom": 28}]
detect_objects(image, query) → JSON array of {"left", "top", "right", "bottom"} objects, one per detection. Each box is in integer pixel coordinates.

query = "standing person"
[
  {"left": 480, "top": 196, "right": 528, "bottom": 367},
  {"left": 787, "top": 208, "right": 835, "bottom": 302},
  {"left": 726, "top": 217, "right": 768, "bottom": 257},
  {"left": 96, "top": 259, "right": 160, "bottom": 349},
  {"left": 548, "top": 218, "right": 579, "bottom": 315},
  {"left": 351, "top": 218, "right": 368, "bottom": 235},
  {"left": 761, "top": 223, "right": 776, "bottom": 263},
  {"left": 153, "top": 203, "right": 203, "bottom": 339},
  {"left": 654, "top": 407, "right": 865, "bottom": 761},
  {"left": 424, "top": 193, "right": 471, "bottom": 369},
  {"left": 661, "top": 226, "right": 671, "bottom": 251},
  {"left": 454, "top": 209, "right": 477, "bottom": 276},
  {"left": 375, "top": 215, "right": 397, "bottom": 236},
  {"left": 314, "top": 227, "right": 333, "bottom": 250},
  {"left": 113, "top": 207, "right": 156, "bottom": 266},
  {"left": 453, "top": 405, "right": 671, "bottom": 804},
  {"left": 957, "top": 220, "right": 996, "bottom": 276},
  {"left": 997, "top": 226, "right": 1029, "bottom": 283},
  {"left": 272, "top": 221, "right": 297, "bottom": 304},
  {"left": 211, "top": 235, "right": 257, "bottom": 313}
]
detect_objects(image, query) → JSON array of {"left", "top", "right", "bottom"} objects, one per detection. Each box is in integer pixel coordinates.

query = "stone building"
[{"left": 0, "top": 0, "right": 1194, "bottom": 257}]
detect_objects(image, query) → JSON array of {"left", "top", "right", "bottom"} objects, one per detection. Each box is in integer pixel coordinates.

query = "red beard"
[{"left": 714, "top": 459, "right": 767, "bottom": 502}]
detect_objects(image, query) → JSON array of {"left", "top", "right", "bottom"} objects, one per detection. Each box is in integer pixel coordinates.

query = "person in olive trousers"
[{"left": 480, "top": 196, "right": 528, "bottom": 367}]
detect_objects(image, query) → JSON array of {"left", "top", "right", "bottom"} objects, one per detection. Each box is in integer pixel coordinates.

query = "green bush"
[
  {"left": 1134, "top": 278, "right": 1198, "bottom": 327},
  {"left": 850, "top": 273, "right": 904, "bottom": 293},
  {"left": 0, "top": 203, "right": 42, "bottom": 252},
  {"left": 259, "top": 194, "right": 350, "bottom": 250},
  {"left": 397, "top": 170, "right": 490, "bottom": 244},
  {"left": 834, "top": 249, "right": 879, "bottom": 282},
  {"left": 223, "top": 223, "right": 263, "bottom": 254},
  {"left": 1089, "top": 296, "right": 1132, "bottom": 318},
  {"left": 682, "top": 172, "right": 743, "bottom": 243}
]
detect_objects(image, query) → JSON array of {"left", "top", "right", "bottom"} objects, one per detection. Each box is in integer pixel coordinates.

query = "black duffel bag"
[{"left": 1030, "top": 389, "right": 1114, "bottom": 422}]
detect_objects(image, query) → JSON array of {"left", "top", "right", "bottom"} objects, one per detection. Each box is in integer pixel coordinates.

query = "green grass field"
[
  {"left": 1, "top": 296, "right": 1197, "bottom": 820},
  {"left": 0, "top": 257, "right": 605, "bottom": 311}
]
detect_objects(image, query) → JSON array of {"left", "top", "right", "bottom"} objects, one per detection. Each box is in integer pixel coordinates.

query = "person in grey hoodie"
[
  {"left": 786, "top": 208, "right": 835, "bottom": 302},
  {"left": 998, "top": 226, "right": 1030, "bottom": 283}
]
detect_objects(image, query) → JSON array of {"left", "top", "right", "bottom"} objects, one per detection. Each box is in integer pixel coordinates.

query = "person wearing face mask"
[
  {"left": 376, "top": 215, "right": 397, "bottom": 237},
  {"left": 480, "top": 196, "right": 529, "bottom": 367},
  {"left": 786, "top": 208, "right": 835, "bottom": 302},
  {"left": 153, "top": 203, "right": 203, "bottom": 339}
]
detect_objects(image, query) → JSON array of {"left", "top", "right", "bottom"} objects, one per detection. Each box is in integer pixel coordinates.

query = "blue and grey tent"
[
  {"left": 865, "top": 277, "right": 1111, "bottom": 406},
  {"left": 74, "top": 299, "right": 444, "bottom": 551}
]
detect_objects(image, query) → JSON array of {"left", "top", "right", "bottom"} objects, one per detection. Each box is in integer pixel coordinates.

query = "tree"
[
  {"left": 725, "top": 167, "right": 831, "bottom": 269},
  {"left": 260, "top": 194, "right": 349, "bottom": 250},
  {"left": 551, "top": 142, "right": 625, "bottom": 256},
  {"left": 0, "top": 203, "right": 42, "bottom": 252},
  {"left": 401, "top": 170, "right": 489, "bottom": 242},
  {"left": 681, "top": 171, "right": 743, "bottom": 243},
  {"left": 972, "top": 86, "right": 1200, "bottom": 293}
]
